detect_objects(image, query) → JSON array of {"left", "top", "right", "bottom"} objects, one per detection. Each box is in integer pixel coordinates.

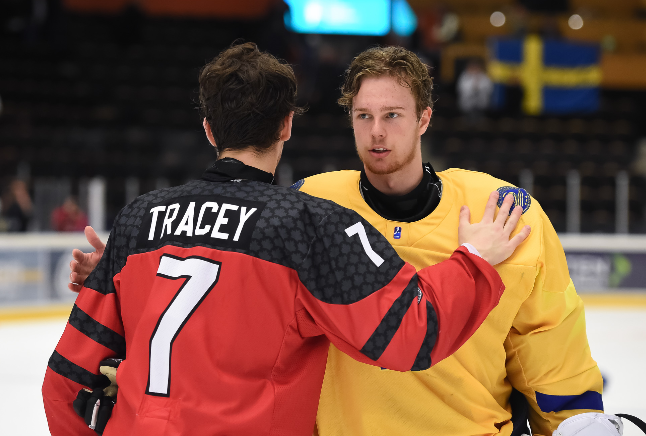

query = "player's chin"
[
  {"left": 359, "top": 150, "right": 396, "bottom": 172},
  {"left": 363, "top": 159, "right": 400, "bottom": 175}
]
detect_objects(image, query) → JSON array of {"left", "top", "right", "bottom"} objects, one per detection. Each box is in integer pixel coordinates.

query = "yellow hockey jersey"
[{"left": 299, "top": 169, "right": 603, "bottom": 436}]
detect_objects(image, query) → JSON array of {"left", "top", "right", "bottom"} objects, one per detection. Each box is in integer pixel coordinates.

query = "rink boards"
[{"left": 0, "top": 233, "right": 646, "bottom": 309}]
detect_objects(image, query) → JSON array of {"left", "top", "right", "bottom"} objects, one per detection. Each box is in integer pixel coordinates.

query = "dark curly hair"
[
  {"left": 338, "top": 46, "right": 433, "bottom": 119},
  {"left": 199, "top": 42, "right": 304, "bottom": 154}
]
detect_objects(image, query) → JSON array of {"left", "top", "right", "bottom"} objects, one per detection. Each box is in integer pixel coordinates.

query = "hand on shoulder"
[{"left": 458, "top": 191, "right": 531, "bottom": 265}]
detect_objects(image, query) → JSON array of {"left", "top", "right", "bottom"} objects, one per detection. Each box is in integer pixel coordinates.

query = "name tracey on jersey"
[{"left": 136, "top": 195, "right": 266, "bottom": 250}]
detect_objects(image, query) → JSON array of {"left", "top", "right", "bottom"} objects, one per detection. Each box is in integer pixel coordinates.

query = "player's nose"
[{"left": 370, "top": 118, "right": 386, "bottom": 138}]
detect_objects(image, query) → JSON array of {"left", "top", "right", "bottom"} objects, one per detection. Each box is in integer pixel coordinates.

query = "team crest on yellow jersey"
[{"left": 497, "top": 186, "right": 531, "bottom": 215}]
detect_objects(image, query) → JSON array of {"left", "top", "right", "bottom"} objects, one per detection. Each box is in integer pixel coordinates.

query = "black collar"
[
  {"left": 359, "top": 163, "right": 443, "bottom": 223},
  {"left": 201, "top": 158, "right": 275, "bottom": 184}
]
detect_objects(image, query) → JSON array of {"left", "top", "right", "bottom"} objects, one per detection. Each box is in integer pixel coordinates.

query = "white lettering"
[
  {"left": 233, "top": 207, "right": 257, "bottom": 241},
  {"left": 195, "top": 202, "right": 218, "bottom": 236},
  {"left": 161, "top": 204, "right": 180, "bottom": 237},
  {"left": 174, "top": 202, "right": 195, "bottom": 237},
  {"left": 148, "top": 206, "right": 167, "bottom": 240},
  {"left": 211, "top": 203, "right": 239, "bottom": 240},
  {"left": 345, "top": 222, "right": 384, "bottom": 267}
]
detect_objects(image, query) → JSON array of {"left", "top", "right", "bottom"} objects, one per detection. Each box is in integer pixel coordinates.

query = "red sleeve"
[
  {"left": 296, "top": 244, "right": 503, "bottom": 372},
  {"left": 42, "top": 366, "right": 97, "bottom": 436},
  {"left": 42, "top": 279, "right": 124, "bottom": 435},
  {"left": 418, "top": 245, "right": 504, "bottom": 364}
]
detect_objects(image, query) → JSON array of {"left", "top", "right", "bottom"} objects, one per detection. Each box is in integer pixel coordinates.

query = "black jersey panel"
[
  {"left": 410, "top": 301, "right": 439, "bottom": 371},
  {"left": 48, "top": 351, "right": 108, "bottom": 389},
  {"left": 297, "top": 207, "right": 405, "bottom": 304},
  {"left": 135, "top": 194, "right": 266, "bottom": 251},
  {"left": 68, "top": 304, "right": 126, "bottom": 356},
  {"left": 360, "top": 275, "right": 419, "bottom": 361}
]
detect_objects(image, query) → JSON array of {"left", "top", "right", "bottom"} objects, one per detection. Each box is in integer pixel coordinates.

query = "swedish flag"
[{"left": 488, "top": 36, "right": 601, "bottom": 115}]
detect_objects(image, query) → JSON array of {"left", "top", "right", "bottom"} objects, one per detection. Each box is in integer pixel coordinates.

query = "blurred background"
[
  {"left": 1, "top": 0, "right": 645, "bottom": 234},
  {"left": 0, "top": 0, "right": 646, "bottom": 434}
]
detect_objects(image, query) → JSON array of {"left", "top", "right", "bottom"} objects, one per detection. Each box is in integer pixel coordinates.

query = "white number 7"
[
  {"left": 345, "top": 222, "right": 384, "bottom": 267},
  {"left": 146, "top": 255, "right": 221, "bottom": 396}
]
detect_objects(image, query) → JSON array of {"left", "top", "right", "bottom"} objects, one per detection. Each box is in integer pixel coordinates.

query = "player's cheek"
[{"left": 354, "top": 131, "right": 371, "bottom": 149}]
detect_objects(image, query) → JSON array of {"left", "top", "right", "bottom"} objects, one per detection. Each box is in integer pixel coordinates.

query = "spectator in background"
[
  {"left": 508, "top": 4, "right": 529, "bottom": 38},
  {"left": 457, "top": 58, "right": 493, "bottom": 117},
  {"left": 1, "top": 179, "right": 33, "bottom": 232},
  {"left": 51, "top": 196, "right": 87, "bottom": 232}
]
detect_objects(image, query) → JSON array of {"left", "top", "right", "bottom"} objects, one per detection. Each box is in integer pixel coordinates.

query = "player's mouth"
[{"left": 369, "top": 147, "right": 391, "bottom": 158}]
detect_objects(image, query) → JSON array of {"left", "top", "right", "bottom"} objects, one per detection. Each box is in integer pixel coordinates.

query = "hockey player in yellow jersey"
[{"left": 296, "top": 47, "right": 603, "bottom": 436}]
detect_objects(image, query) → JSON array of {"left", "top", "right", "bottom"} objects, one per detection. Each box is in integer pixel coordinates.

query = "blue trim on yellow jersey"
[
  {"left": 535, "top": 391, "right": 603, "bottom": 413},
  {"left": 290, "top": 179, "right": 305, "bottom": 191}
]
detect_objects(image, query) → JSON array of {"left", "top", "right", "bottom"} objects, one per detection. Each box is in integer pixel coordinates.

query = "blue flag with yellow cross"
[{"left": 488, "top": 36, "right": 601, "bottom": 115}]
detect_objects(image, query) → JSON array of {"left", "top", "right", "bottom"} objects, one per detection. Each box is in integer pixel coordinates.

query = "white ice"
[{"left": 0, "top": 308, "right": 644, "bottom": 436}]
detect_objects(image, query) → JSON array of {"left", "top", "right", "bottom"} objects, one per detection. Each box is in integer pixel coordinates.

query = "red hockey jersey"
[{"left": 42, "top": 160, "right": 504, "bottom": 436}]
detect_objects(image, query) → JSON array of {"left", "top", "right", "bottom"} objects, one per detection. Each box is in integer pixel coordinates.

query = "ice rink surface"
[{"left": 1, "top": 307, "right": 645, "bottom": 436}]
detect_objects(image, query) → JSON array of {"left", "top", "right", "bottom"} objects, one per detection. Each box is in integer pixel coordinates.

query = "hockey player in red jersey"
[{"left": 43, "top": 42, "right": 530, "bottom": 436}]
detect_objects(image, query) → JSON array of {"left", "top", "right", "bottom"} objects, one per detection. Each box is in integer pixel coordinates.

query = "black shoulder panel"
[
  {"left": 295, "top": 204, "right": 405, "bottom": 304},
  {"left": 112, "top": 180, "right": 335, "bottom": 265},
  {"left": 89, "top": 179, "right": 404, "bottom": 306}
]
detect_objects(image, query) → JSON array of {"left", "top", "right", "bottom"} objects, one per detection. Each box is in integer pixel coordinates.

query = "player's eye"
[
  {"left": 386, "top": 112, "right": 399, "bottom": 119},
  {"left": 357, "top": 113, "right": 370, "bottom": 120}
]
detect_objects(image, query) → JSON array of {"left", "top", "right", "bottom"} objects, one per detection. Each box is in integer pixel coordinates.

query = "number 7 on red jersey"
[{"left": 146, "top": 255, "right": 221, "bottom": 396}]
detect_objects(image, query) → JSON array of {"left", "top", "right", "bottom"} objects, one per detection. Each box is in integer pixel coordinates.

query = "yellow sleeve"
[{"left": 505, "top": 210, "right": 603, "bottom": 436}]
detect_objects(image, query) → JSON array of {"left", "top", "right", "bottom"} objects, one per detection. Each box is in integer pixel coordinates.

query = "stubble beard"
[{"left": 356, "top": 138, "right": 419, "bottom": 176}]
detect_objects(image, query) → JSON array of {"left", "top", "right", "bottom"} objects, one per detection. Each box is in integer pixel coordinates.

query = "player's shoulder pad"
[{"left": 440, "top": 168, "right": 535, "bottom": 217}]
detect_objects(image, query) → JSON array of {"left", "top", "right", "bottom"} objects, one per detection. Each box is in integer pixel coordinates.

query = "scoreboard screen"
[{"left": 284, "top": 0, "right": 416, "bottom": 37}]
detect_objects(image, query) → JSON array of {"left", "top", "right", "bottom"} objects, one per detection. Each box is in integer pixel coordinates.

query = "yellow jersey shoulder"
[
  {"left": 439, "top": 168, "right": 549, "bottom": 267},
  {"left": 298, "top": 171, "right": 361, "bottom": 209},
  {"left": 440, "top": 168, "right": 544, "bottom": 226},
  {"left": 298, "top": 168, "right": 556, "bottom": 267}
]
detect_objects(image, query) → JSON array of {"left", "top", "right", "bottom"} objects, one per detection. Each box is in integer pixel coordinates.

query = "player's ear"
[
  {"left": 203, "top": 118, "right": 217, "bottom": 147},
  {"left": 418, "top": 107, "right": 432, "bottom": 135},
  {"left": 279, "top": 111, "right": 294, "bottom": 142}
]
